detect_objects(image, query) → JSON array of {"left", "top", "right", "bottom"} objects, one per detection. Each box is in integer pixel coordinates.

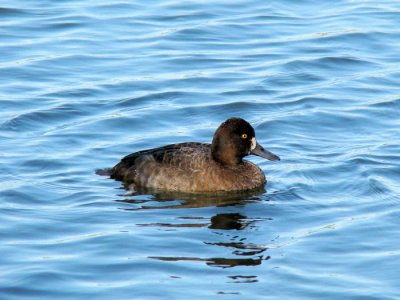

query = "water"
[{"left": 1, "top": 0, "right": 400, "bottom": 299}]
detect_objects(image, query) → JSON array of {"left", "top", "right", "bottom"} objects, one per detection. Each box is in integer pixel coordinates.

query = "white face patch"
[{"left": 250, "top": 137, "right": 257, "bottom": 151}]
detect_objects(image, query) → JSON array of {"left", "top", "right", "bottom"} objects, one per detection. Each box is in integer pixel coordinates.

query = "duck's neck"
[{"left": 211, "top": 142, "right": 242, "bottom": 166}]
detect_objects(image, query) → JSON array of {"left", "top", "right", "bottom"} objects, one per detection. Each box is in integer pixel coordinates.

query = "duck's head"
[{"left": 211, "top": 117, "right": 280, "bottom": 166}]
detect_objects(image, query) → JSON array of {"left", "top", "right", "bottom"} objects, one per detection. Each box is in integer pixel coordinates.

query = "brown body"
[{"left": 111, "top": 143, "right": 266, "bottom": 192}]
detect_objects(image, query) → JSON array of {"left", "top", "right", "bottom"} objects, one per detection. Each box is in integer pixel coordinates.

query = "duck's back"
[
  {"left": 111, "top": 142, "right": 265, "bottom": 192},
  {"left": 111, "top": 143, "right": 211, "bottom": 190}
]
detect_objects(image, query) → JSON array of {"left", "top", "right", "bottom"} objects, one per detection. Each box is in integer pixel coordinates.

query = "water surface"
[{"left": 1, "top": 0, "right": 400, "bottom": 299}]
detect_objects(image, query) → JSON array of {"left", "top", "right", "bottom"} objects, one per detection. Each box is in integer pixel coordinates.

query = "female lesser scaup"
[{"left": 109, "top": 117, "right": 280, "bottom": 192}]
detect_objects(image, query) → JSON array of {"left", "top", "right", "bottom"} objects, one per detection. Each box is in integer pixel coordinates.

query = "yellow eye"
[{"left": 241, "top": 133, "right": 248, "bottom": 139}]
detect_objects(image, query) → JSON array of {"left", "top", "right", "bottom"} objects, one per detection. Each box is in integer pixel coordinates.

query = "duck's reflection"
[
  {"left": 149, "top": 214, "right": 270, "bottom": 268},
  {"left": 116, "top": 188, "right": 271, "bottom": 270},
  {"left": 209, "top": 213, "right": 249, "bottom": 230},
  {"left": 146, "top": 212, "right": 270, "bottom": 269},
  {"left": 116, "top": 185, "right": 266, "bottom": 209},
  {"left": 149, "top": 255, "right": 269, "bottom": 268}
]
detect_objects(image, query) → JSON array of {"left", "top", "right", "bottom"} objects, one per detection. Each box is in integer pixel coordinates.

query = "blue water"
[{"left": 1, "top": 0, "right": 400, "bottom": 299}]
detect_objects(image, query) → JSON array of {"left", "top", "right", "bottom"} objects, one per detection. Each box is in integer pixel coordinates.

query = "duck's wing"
[
  {"left": 120, "top": 142, "right": 209, "bottom": 164},
  {"left": 111, "top": 142, "right": 210, "bottom": 181}
]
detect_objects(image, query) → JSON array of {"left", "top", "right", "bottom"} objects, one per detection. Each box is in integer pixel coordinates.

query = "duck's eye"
[{"left": 241, "top": 133, "right": 248, "bottom": 139}]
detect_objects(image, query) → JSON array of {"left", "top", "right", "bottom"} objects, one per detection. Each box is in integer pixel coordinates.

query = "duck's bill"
[{"left": 251, "top": 142, "right": 280, "bottom": 161}]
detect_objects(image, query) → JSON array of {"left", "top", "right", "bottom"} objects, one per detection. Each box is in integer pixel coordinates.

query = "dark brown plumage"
[{"left": 109, "top": 118, "right": 280, "bottom": 192}]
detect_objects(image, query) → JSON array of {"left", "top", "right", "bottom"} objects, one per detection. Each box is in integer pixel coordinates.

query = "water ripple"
[{"left": 1, "top": 0, "right": 400, "bottom": 299}]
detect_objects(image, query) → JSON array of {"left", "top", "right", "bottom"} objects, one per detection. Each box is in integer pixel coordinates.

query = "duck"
[{"left": 109, "top": 117, "right": 280, "bottom": 192}]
